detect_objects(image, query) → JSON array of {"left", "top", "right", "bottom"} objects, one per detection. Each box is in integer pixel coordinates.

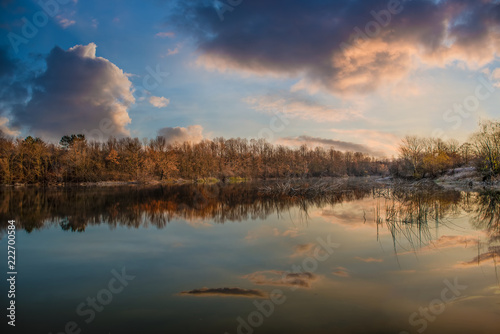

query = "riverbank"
[
  {"left": 2, "top": 170, "right": 500, "bottom": 192},
  {"left": 433, "top": 167, "right": 500, "bottom": 191}
]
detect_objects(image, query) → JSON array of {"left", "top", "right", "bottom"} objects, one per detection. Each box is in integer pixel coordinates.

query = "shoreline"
[{"left": 2, "top": 173, "right": 500, "bottom": 192}]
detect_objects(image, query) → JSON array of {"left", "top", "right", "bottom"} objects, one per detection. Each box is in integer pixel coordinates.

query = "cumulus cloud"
[
  {"left": 242, "top": 270, "right": 318, "bottom": 289},
  {"left": 179, "top": 287, "right": 267, "bottom": 298},
  {"left": 170, "top": 0, "right": 500, "bottom": 95},
  {"left": 149, "top": 96, "right": 170, "bottom": 108},
  {"left": 11, "top": 43, "right": 134, "bottom": 140},
  {"left": 157, "top": 125, "right": 204, "bottom": 144}
]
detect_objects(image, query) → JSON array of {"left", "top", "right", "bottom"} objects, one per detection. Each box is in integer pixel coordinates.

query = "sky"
[{"left": 1, "top": 0, "right": 500, "bottom": 157}]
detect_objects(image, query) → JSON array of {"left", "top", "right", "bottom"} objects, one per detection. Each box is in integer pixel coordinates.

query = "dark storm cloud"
[
  {"left": 0, "top": 45, "right": 28, "bottom": 105},
  {"left": 169, "top": 0, "right": 500, "bottom": 94},
  {"left": 179, "top": 287, "right": 268, "bottom": 298},
  {"left": 0, "top": 45, "right": 28, "bottom": 135},
  {"left": 0, "top": 46, "right": 16, "bottom": 77}
]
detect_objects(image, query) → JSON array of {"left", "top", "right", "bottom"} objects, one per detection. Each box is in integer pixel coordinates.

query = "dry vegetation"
[
  {"left": 0, "top": 134, "right": 387, "bottom": 185},
  {"left": 1, "top": 120, "right": 500, "bottom": 185}
]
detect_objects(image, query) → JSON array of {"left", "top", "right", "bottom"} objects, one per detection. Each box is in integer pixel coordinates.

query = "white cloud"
[
  {"left": 149, "top": 96, "right": 170, "bottom": 108},
  {"left": 157, "top": 125, "right": 204, "bottom": 144},
  {"left": 13, "top": 43, "right": 134, "bottom": 140}
]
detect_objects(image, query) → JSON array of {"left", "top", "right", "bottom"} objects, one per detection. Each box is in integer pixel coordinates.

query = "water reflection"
[
  {"left": 0, "top": 180, "right": 375, "bottom": 232},
  {"left": 374, "top": 184, "right": 464, "bottom": 251},
  {"left": 1, "top": 181, "right": 500, "bottom": 334},
  {"left": 2, "top": 182, "right": 499, "bottom": 237},
  {"left": 1, "top": 182, "right": 499, "bottom": 267},
  {"left": 372, "top": 186, "right": 500, "bottom": 291},
  {"left": 2, "top": 181, "right": 499, "bottom": 252}
]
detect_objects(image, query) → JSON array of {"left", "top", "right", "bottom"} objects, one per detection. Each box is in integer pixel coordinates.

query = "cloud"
[
  {"left": 11, "top": 43, "right": 134, "bottom": 140},
  {"left": 282, "top": 228, "right": 301, "bottom": 238},
  {"left": 244, "top": 94, "right": 362, "bottom": 122},
  {"left": 0, "top": 117, "right": 19, "bottom": 136},
  {"left": 56, "top": 12, "right": 76, "bottom": 29},
  {"left": 332, "top": 266, "right": 350, "bottom": 278},
  {"left": 0, "top": 46, "right": 29, "bottom": 123},
  {"left": 246, "top": 96, "right": 396, "bottom": 156},
  {"left": 424, "top": 235, "right": 479, "bottom": 251},
  {"left": 149, "top": 96, "right": 170, "bottom": 108},
  {"left": 56, "top": 15, "right": 76, "bottom": 29},
  {"left": 243, "top": 270, "right": 318, "bottom": 289},
  {"left": 170, "top": 0, "right": 500, "bottom": 95},
  {"left": 290, "top": 243, "right": 316, "bottom": 258},
  {"left": 179, "top": 287, "right": 267, "bottom": 298},
  {"left": 157, "top": 125, "right": 204, "bottom": 144},
  {"left": 457, "top": 245, "right": 500, "bottom": 268},
  {"left": 329, "top": 129, "right": 400, "bottom": 157},
  {"left": 245, "top": 226, "right": 301, "bottom": 241},
  {"left": 156, "top": 31, "right": 176, "bottom": 38},
  {"left": 166, "top": 44, "right": 181, "bottom": 56},
  {"left": 278, "top": 135, "right": 380, "bottom": 156},
  {"left": 0, "top": 46, "right": 16, "bottom": 78},
  {"left": 354, "top": 257, "right": 383, "bottom": 263}
]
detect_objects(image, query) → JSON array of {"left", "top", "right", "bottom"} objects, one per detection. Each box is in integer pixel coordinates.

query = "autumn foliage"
[{"left": 0, "top": 133, "right": 388, "bottom": 184}]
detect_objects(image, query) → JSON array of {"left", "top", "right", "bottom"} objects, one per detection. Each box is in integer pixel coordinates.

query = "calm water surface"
[{"left": 1, "top": 180, "right": 499, "bottom": 334}]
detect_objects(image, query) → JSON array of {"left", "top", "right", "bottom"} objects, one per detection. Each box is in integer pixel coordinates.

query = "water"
[{"left": 1, "top": 181, "right": 499, "bottom": 334}]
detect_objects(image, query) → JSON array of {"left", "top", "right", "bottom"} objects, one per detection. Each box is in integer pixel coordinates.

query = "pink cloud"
[
  {"left": 332, "top": 266, "right": 350, "bottom": 277},
  {"left": 456, "top": 246, "right": 500, "bottom": 268},
  {"left": 290, "top": 243, "right": 317, "bottom": 258},
  {"left": 156, "top": 32, "right": 176, "bottom": 38},
  {"left": 56, "top": 15, "right": 76, "bottom": 29},
  {"left": 424, "top": 235, "right": 479, "bottom": 251}
]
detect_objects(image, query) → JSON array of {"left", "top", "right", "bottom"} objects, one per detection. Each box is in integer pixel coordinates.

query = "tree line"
[
  {"left": 0, "top": 133, "right": 388, "bottom": 184},
  {"left": 0, "top": 119, "right": 498, "bottom": 184},
  {"left": 394, "top": 120, "right": 500, "bottom": 180}
]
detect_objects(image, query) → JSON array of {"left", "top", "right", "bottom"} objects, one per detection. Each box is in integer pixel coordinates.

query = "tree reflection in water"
[
  {"left": 0, "top": 180, "right": 374, "bottom": 233},
  {"left": 374, "top": 182, "right": 463, "bottom": 253},
  {"left": 1, "top": 181, "right": 499, "bottom": 258},
  {"left": 372, "top": 183, "right": 500, "bottom": 274}
]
